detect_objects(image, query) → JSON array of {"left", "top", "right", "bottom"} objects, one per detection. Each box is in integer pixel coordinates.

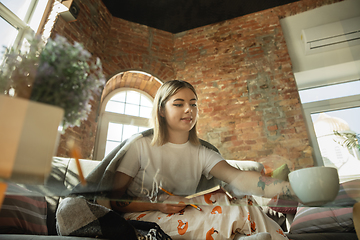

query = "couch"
[{"left": 0, "top": 157, "right": 358, "bottom": 239}]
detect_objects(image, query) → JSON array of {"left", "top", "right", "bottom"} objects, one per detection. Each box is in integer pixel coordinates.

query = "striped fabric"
[
  {"left": 0, "top": 183, "right": 47, "bottom": 235},
  {"left": 289, "top": 180, "right": 360, "bottom": 234}
]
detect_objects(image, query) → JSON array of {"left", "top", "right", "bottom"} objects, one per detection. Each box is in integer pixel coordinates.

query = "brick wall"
[
  {"left": 50, "top": 0, "right": 341, "bottom": 170},
  {"left": 173, "top": 1, "right": 343, "bottom": 170}
]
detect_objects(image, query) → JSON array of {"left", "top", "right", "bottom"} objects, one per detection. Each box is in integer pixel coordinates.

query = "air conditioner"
[{"left": 301, "top": 16, "right": 360, "bottom": 55}]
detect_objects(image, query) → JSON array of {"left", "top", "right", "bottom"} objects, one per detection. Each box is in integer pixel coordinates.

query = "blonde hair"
[{"left": 151, "top": 80, "right": 200, "bottom": 146}]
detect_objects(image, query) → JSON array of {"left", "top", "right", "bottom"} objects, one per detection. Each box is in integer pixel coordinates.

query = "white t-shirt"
[{"left": 116, "top": 136, "right": 224, "bottom": 198}]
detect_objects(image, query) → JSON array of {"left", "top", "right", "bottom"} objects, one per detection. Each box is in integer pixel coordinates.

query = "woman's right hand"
[
  {"left": 155, "top": 202, "right": 187, "bottom": 214},
  {"left": 155, "top": 195, "right": 187, "bottom": 214}
]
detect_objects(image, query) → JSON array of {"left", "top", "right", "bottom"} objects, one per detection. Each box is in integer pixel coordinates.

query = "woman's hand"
[
  {"left": 155, "top": 195, "right": 187, "bottom": 214},
  {"left": 155, "top": 202, "right": 187, "bottom": 214},
  {"left": 210, "top": 160, "right": 299, "bottom": 200}
]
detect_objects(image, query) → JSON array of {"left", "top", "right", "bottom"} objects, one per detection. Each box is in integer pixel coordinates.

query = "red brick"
[{"left": 267, "top": 125, "right": 278, "bottom": 131}]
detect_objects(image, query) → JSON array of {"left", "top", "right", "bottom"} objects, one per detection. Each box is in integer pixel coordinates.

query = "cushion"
[
  {"left": 268, "top": 198, "right": 298, "bottom": 215},
  {"left": 226, "top": 160, "right": 264, "bottom": 173},
  {"left": 0, "top": 183, "right": 48, "bottom": 235},
  {"left": 289, "top": 179, "right": 360, "bottom": 234}
]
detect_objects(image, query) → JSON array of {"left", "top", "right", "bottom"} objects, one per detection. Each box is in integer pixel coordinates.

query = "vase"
[{"left": 0, "top": 94, "right": 64, "bottom": 184}]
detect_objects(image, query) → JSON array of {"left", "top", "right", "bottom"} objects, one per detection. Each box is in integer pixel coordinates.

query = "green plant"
[
  {"left": 0, "top": 35, "right": 105, "bottom": 130},
  {"left": 333, "top": 130, "right": 360, "bottom": 151}
]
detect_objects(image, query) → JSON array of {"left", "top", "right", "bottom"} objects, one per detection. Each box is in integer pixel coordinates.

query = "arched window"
[{"left": 95, "top": 88, "right": 153, "bottom": 160}]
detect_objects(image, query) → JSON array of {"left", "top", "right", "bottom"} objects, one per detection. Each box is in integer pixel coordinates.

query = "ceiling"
[{"left": 101, "top": 0, "right": 299, "bottom": 33}]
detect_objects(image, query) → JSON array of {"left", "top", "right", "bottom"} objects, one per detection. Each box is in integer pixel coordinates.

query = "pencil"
[
  {"left": 67, "top": 140, "right": 87, "bottom": 186},
  {"left": 159, "top": 186, "right": 202, "bottom": 211}
]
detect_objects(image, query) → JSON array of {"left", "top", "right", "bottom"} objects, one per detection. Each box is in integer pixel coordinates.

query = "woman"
[{"left": 110, "top": 80, "right": 295, "bottom": 240}]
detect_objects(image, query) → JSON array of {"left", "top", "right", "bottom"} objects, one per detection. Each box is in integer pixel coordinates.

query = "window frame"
[
  {"left": 302, "top": 93, "right": 360, "bottom": 167},
  {"left": 0, "top": 0, "right": 41, "bottom": 52},
  {"left": 94, "top": 88, "right": 153, "bottom": 160}
]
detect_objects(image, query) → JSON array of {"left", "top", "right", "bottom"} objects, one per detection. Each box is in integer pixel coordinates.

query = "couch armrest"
[
  {"left": 226, "top": 160, "right": 264, "bottom": 173},
  {"left": 64, "top": 159, "right": 101, "bottom": 189}
]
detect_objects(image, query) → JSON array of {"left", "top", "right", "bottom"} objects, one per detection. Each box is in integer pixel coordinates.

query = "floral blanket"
[
  {"left": 56, "top": 194, "right": 288, "bottom": 240},
  {"left": 123, "top": 193, "right": 288, "bottom": 240}
]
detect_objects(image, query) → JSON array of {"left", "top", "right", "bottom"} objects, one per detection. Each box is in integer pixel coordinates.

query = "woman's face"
[{"left": 162, "top": 88, "right": 198, "bottom": 134}]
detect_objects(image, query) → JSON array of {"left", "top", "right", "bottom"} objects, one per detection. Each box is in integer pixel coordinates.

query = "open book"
[{"left": 185, "top": 185, "right": 236, "bottom": 200}]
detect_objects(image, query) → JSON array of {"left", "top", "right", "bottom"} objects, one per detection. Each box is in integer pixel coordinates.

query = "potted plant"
[
  {"left": 334, "top": 131, "right": 360, "bottom": 151},
  {"left": 0, "top": 35, "right": 105, "bottom": 183}
]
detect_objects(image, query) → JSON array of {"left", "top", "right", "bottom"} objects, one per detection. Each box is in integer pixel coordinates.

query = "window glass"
[
  {"left": 1, "top": 0, "right": 32, "bottom": 21},
  {"left": 107, "top": 122, "right": 123, "bottom": 141},
  {"left": 141, "top": 95, "right": 153, "bottom": 107},
  {"left": 111, "top": 91, "right": 126, "bottom": 102},
  {"left": 299, "top": 80, "right": 360, "bottom": 104},
  {"left": 311, "top": 107, "right": 360, "bottom": 134},
  {"left": 125, "top": 103, "right": 140, "bottom": 116},
  {"left": 310, "top": 107, "right": 360, "bottom": 181},
  {"left": 28, "top": 0, "right": 48, "bottom": 31},
  {"left": 122, "top": 124, "right": 139, "bottom": 140},
  {"left": 105, "top": 141, "right": 120, "bottom": 156},
  {"left": 19, "top": 37, "right": 31, "bottom": 53},
  {"left": 105, "top": 101, "right": 125, "bottom": 114},
  {"left": 126, "top": 91, "right": 140, "bottom": 105},
  {"left": 140, "top": 106, "right": 152, "bottom": 118},
  {"left": 0, "top": 18, "right": 18, "bottom": 59},
  {"left": 105, "top": 90, "right": 153, "bottom": 117},
  {"left": 105, "top": 122, "right": 123, "bottom": 157},
  {"left": 139, "top": 126, "right": 149, "bottom": 132}
]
